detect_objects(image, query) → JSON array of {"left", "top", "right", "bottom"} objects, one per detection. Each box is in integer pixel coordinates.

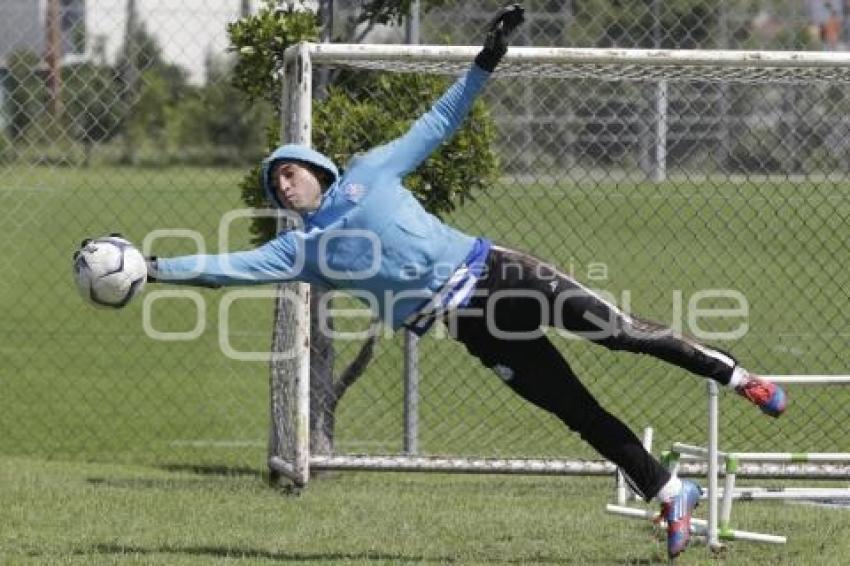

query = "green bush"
[
  {"left": 314, "top": 72, "right": 498, "bottom": 218},
  {"left": 227, "top": 2, "right": 319, "bottom": 109}
]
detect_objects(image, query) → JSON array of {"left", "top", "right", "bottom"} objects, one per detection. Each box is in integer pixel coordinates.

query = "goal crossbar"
[{"left": 285, "top": 42, "right": 850, "bottom": 83}]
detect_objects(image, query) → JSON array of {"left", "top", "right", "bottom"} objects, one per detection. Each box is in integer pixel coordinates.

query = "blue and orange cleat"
[
  {"left": 735, "top": 375, "right": 787, "bottom": 417},
  {"left": 661, "top": 480, "right": 702, "bottom": 559}
]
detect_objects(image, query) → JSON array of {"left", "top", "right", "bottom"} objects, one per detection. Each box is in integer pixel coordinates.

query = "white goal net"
[
  {"left": 269, "top": 43, "right": 850, "bottom": 487},
  {"left": 308, "top": 44, "right": 850, "bottom": 83}
]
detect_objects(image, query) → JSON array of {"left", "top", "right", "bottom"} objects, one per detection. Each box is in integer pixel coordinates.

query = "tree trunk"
[
  {"left": 45, "top": 0, "right": 62, "bottom": 116},
  {"left": 268, "top": 282, "right": 305, "bottom": 482},
  {"left": 83, "top": 140, "right": 93, "bottom": 168},
  {"left": 309, "top": 290, "right": 336, "bottom": 455},
  {"left": 119, "top": 0, "right": 139, "bottom": 165}
]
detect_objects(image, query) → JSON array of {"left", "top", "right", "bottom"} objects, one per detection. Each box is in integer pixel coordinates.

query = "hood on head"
[{"left": 260, "top": 144, "right": 340, "bottom": 209}]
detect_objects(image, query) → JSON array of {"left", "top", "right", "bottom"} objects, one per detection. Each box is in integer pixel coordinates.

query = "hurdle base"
[{"left": 605, "top": 504, "right": 787, "bottom": 545}]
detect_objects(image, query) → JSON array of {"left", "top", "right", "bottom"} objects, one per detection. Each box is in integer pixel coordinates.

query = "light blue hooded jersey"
[{"left": 156, "top": 64, "right": 490, "bottom": 329}]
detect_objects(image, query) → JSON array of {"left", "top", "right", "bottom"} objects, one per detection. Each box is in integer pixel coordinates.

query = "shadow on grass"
[
  {"left": 85, "top": 477, "right": 220, "bottom": 490},
  {"left": 86, "top": 544, "right": 439, "bottom": 563},
  {"left": 85, "top": 463, "right": 264, "bottom": 490},
  {"left": 57, "top": 543, "right": 652, "bottom": 564},
  {"left": 158, "top": 463, "right": 262, "bottom": 477}
]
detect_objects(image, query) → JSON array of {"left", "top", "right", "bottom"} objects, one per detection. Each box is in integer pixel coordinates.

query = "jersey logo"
[
  {"left": 492, "top": 364, "right": 515, "bottom": 382},
  {"left": 342, "top": 182, "right": 367, "bottom": 203}
]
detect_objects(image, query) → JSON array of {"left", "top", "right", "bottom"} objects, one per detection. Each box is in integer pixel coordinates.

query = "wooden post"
[{"left": 45, "top": 0, "right": 62, "bottom": 116}]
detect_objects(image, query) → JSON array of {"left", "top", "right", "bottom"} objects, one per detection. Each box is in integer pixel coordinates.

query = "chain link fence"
[
  {"left": 1, "top": 0, "right": 848, "bottom": 474},
  {"left": 306, "top": 46, "right": 850, "bottom": 475},
  {"left": 1, "top": 0, "right": 274, "bottom": 470}
]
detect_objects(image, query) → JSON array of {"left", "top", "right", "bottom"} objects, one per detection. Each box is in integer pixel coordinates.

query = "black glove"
[
  {"left": 145, "top": 256, "right": 159, "bottom": 283},
  {"left": 475, "top": 4, "right": 525, "bottom": 72},
  {"left": 72, "top": 234, "right": 128, "bottom": 262},
  {"left": 72, "top": 238, "right": 92, "bottom": 262}
]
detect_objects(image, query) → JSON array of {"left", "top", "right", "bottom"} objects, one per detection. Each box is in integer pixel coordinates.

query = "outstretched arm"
[
  {"left": 149, "top": 234, "right": 301, "bottom": 288},
  {"left": 366, "top": 4, "right": 525, "bottom": 177}
]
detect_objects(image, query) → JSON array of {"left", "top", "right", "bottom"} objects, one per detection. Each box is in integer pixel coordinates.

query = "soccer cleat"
[
  {"left": 735, "top": 375, "right": 787, "bottom": 417},
  {"left": 661, "top": 480, "right": 702, "bottom": 559}
]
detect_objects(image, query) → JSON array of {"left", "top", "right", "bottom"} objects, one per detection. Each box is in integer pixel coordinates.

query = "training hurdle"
[
  {"left": 609, "top": 429, "right": 792, "bottom": 545},
  {"left": 607, "top": 375, "right": 850, "bottom": 551},
  {"left": 701, "top": 376, "right": 850, "bottom": 549},
  {"left": 668, "top": 442, "right": 850, "bottom": 544}
]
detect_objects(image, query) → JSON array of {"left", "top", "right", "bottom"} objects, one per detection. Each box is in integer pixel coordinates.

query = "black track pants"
[{"left": 446, "top": 246, "right": 738, "bottom": 500}]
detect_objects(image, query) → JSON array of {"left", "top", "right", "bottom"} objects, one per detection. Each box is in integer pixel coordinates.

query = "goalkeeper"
[{"left": 140, "top": 4, "right": 787, "bottom": 559}]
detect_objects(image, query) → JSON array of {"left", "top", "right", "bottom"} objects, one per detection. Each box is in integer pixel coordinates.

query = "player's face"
[{"left": 273, "top": 161, "right": 323, "bottom": 212}]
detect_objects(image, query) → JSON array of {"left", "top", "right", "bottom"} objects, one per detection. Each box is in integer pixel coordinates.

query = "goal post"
[
  {"left": 267, "top": 42, "right": 312, "bottom": 487},
  {"left": 268, "top": 42, "right": 850, "bottom": 487}
]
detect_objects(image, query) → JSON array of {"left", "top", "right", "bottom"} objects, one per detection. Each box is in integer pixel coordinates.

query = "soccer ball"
[{"left": 73, "top": 235, "right": 147, "bottom": 308}]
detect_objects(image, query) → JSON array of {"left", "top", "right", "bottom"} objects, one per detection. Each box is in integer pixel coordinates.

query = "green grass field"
[
  {"left": 2, "top": 456, "right": 849, "bottom": 565},
  {"left": 1, "top": 164, "right": 848, "bottom": 563}
]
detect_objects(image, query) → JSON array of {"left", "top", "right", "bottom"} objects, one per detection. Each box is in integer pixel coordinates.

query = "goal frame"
[{"left": 267, "top": 42, "right": 850, "bottom": 488}]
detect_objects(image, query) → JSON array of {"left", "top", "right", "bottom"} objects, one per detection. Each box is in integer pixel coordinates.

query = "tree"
[
  {"left": 6, "top": 51, "right": 45, "bottom": 144},
  {"left": 63, "top": 63, "right": 123, "bottom": 166},
  {"left": 117, "top": 9, "right": 190, "bottom": 164},
  {"left": 171, "top": 55, "right": 272, "bottom": 164},
  {"left": 131, "top": 41, "right": 190, "bottom": 163},
  {"left": 568, "top": 0, "right": 716, "bottom": 49},
  {"left": 117, "top": 0, "right": 139, "bottom": 163},
  {"left": 228, "top": 0, "right": 500, "bottom": 459},
  {"left": 358, "top": 0, "right": 452, "bottom": 25}
]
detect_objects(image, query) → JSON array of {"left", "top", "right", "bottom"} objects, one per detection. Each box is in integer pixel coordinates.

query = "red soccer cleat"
[
  {"left": 661, "top": 480, "right": 702, "bottom": 559},
  {"left": 736, "top": 375, "right": 787, "bottom": 417}
]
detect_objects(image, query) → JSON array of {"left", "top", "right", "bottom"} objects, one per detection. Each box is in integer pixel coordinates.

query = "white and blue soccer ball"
[{"left": 73, "top": 235, "right": 147, "bottom": 308}]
